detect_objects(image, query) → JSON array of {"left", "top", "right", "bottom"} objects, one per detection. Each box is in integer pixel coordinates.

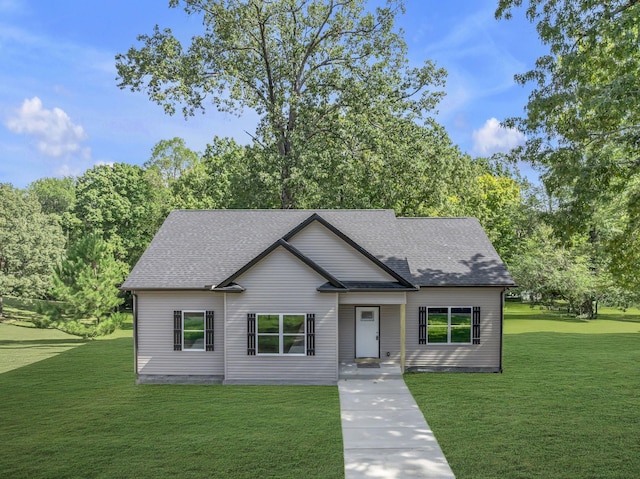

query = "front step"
[{"left": 339, "top": 361, "right": 403, "bottom": 379}]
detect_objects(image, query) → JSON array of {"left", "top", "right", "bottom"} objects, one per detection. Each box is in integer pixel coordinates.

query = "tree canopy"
[
  {"left": 116, "top": 0, "right": 446, "bottom": 208},
  {"left": 0, "top": 184, "right": 66, "bottom": 315},
  {"left": 496, "top": 0, "right": 640, "bottom": 289}
]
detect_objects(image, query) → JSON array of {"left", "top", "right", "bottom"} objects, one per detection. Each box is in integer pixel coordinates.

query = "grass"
[
  {"left": 0, "top": 324, "right": 344, "bottom": 479},
  {"left": 0, "top": 323, "right": 86, "bottom": 374},
  {"left": 4, "top": 298, "right": 639, "bottom": 478},
  {"left": 1, "top": 296, "right": 50, "bottom": 325},
  {"left": 405, "top": 301, "right": 640, "bottom": 479},
  {"left": 0, "top": 297, "right": 134, "bottom": 374}
]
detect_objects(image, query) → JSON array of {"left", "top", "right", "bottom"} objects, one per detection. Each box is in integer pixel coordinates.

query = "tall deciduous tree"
[
  {"left": 28, "top": 177, "right": 79, "bottom": 241},
  {"left": 0, "top": 184, "right": 65, "bottom": 316},
  {"left": 116, "top": 0, "right": 446, "bottom": 208},
  {"left": 74, "top": 163, "right": 165, "bottom": 267},
  {"left": 496, "top": 0, "right": 640, "bottom": 288}
]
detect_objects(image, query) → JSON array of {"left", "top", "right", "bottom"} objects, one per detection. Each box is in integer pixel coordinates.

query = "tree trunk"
[
  {"left": 0, "top": 294, "right": 3, "bottom": 318},
  {"left": 277, "top": 134, "right": 295, "bottom": 209}
]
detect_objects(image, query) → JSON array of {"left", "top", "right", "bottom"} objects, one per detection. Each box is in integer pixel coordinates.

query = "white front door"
[{"left": 355, "top": 307, "right": 379, "bottom": 358}]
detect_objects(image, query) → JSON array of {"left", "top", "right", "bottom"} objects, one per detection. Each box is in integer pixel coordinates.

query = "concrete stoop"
[{"left": 339, "top": 361, "right": 403, "bottom": 380}]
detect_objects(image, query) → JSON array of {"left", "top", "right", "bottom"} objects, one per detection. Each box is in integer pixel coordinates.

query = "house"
[{"left": 121, "top": 209, "right": 515, "bottom": 384}]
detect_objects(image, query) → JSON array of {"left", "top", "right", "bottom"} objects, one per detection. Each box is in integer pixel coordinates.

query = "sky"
[{"left": 0, "top": 0, "right": 547, "bottom": 188}]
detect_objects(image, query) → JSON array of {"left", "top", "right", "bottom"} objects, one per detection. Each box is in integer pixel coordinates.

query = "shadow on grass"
[{"left": 0, "top": 336, "right": 345, "bottom": 479}]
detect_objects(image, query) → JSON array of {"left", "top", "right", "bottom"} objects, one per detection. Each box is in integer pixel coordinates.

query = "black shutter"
[
  {"left": 205, "top": 310, "right": 215, "bottom": 351},
  {"left": 306, "top": 313, "right": 315, "bottom": 356},
  {"left": 418, "top": 307, "right": 427, "bottom": 344},
  {"left": 472, "top": 306, "right": 481, "bottom": 344},
  {"left": 173, "top": 310, "right": 182, "bottom": 351},
  {"left": 247, "top": 313, "right": 256, "bottom": 355}
]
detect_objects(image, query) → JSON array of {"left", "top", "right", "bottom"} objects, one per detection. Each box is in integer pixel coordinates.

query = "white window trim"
[
  {"left": 426, "top": 306, "right": 473, "bottom": 345},
  {"left": 182, "top": 310, "right": 206, "bottom": 352},
  {"left": 256, "top": 313, "right": 306, "bottom": 356}
]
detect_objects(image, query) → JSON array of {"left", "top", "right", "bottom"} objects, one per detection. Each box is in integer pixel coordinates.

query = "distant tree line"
[{"left": 1, "top": 0, "right": 639, "bottom": 334}]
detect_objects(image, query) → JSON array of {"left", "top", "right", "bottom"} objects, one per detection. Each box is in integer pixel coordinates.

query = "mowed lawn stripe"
[{"left": 0, "top": 334, "right": 344, "bottom": 479}]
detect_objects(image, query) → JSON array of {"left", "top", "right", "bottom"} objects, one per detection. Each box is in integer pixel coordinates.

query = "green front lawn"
[
  {"left": 406, "top": 302, "right": 640, "bottom": 479},
  {"left": 0, "top": 322, "right": 86, "bottom": 374},
  {"left": 0, "top": 325, "right": 344, "bottom": 479}
]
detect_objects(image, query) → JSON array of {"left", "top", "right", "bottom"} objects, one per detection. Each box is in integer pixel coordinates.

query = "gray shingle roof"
[
  {"left": 121, "top": 209, "right": 514, "bottom": 290},
  {"left": 396, "top": 217, "right": 514, "bottom": 286}
]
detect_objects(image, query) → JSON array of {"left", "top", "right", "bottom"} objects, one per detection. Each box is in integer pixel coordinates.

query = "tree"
[
  {"left": 144, "top": 137, "right": 199, "bottom": 187},
  {"left": 47, "top": 235, "right": 127, "bottom": 323},
  {"left": 496, "top": 0, "right": 640, "bottom": 288},
  {"left": 73, "top": 163, "right": 165, "bottom": 267},
  {"left": 509, "top": 224, "right": 600, "bottom": 317},
  {"left": 461, "top": 172, "right": 523, "bottom": 264},
  {"left": 28, "top": 176, "right": 79, "bottom": 241},
  {"left": 28, "top": 177, "right": 76, "bottom": 216},
  {"left": 0, "top": 184, "right": 65, "bottom": 316},
  {"left": 116, "top": 0, "right": 446, "bottom": 208}
]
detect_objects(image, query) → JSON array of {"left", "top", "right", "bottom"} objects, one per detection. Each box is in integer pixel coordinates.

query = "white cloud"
[
  {"left": 472, "top": 117, "right": 525, "bottom": 156},
  {"left": 5, "top": 97, "right": 91, "bottom": 158}
]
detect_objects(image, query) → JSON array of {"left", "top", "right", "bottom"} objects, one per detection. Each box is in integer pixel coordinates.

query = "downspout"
[
  {"left": 132, "top": 292, "right": 139, "bottom": 375},
  {"left": 223, "top": 293, "right": 227, "bottom": 381},
  {"left": 400, "top": 302, "right": 406, "bottom": 373},
  {"left": 499, "top": 289, "right": 505, "bottom": 373}
]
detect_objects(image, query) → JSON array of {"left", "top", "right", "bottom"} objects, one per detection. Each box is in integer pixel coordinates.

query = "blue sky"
[{"left": 0, "top": 0, "right": 546, "bottom": 188}]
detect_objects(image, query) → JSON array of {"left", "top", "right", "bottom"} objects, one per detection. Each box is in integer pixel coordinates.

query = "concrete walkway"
[{"left": 338, "top": 374, "right": 455, "bottom": 479}]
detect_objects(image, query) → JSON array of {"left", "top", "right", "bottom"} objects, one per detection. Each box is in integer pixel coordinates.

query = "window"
[
  {"left": 174, "top": 310, "right": 214, "bottom": 351},
  {"left": 257, "top": 313, "right": 306, "bottom": 355},
  {"left": 183, "top": 311, "right": 205, "bottom": 350},
  {"left": 427, "top": 307, "right": 471, "bottom": 344}
]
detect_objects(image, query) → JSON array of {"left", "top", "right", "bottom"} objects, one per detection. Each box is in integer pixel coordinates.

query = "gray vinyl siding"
[
  {"left": 338, "top": 306, "right": 354, "bottom": 361},
  {"left": 288, "top": 221, "right": 394, "bottom": 281},
  {"left": 136, "top": 291, "right": 224, "bottom": 375},
  {"left": 225, "top": 246, "right": 338, "bottom": 383},
  {"left": 338, "top": 304, "right": 401, "bottom": 361},
  {"left": 405, "top": 288, "right": 503, "bottom": 369},
  {"left": 380, "top": 304, "right": 401, "bottom": 361}
]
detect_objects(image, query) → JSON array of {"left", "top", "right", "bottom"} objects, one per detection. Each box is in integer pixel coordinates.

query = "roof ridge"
[
  {"left": 169, "top": 208, "right": 396, "bottom": 213},
  {"left": 397, "top": 216, "right": 479, "bottom": 220}
]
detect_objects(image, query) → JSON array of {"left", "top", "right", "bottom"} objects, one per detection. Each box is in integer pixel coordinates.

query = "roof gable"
[
  {"left": 284, "top": 214, "right": 412, "bottom": 286},
  {"left": 215, "top": 238, "right": 345, "bottom": 290}
]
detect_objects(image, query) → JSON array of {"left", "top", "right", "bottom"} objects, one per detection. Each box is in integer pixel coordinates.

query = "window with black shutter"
[
  {"left": 249, "top": 313, "right": 312, "bottom": 356},
  {"left": 174, "top": 310, "right": 215, "bottom": 351},
  {"left": 419, "top": 306, "right": 477, "bottom": 344}
]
